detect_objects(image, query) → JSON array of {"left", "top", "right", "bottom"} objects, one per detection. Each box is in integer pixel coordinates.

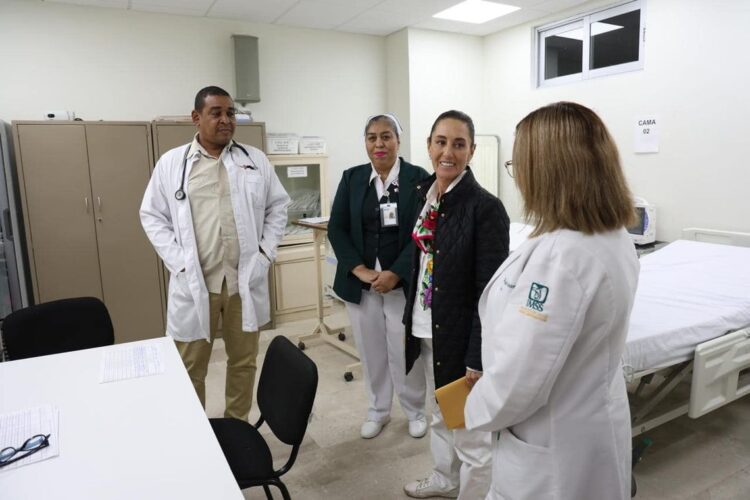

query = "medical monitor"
[{"left": 627, "top": 198, "right": 656, "bottom": 245}]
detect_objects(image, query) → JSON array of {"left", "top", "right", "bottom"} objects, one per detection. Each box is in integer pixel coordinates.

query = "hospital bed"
[
  {"left": 625, "top": 228, "right": 750, "bottom": 437},
  {"left": 508, "top": 224, "right": 750, "bottom": 437}
]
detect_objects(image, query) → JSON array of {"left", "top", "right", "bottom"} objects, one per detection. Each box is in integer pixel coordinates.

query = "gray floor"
[{"left": 205, "top": 311, "right": 750, "bottom": 500}]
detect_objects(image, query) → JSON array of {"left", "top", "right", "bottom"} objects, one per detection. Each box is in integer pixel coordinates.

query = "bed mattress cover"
[{"left": 624, "top": 240, "right": 750, "bottom": 374}]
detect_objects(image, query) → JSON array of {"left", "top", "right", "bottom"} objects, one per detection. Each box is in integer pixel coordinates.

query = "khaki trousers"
[{"left": 174, "top": 281, "right": 259, "bottom": 421}]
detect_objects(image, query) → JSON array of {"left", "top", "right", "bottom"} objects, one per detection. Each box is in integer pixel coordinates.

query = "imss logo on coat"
[
  {"left": 518, "top": 282, "right": 550, "bottom": 322},
  {"left": 527, "top": 282, "right": 549, "bottom": 311}
]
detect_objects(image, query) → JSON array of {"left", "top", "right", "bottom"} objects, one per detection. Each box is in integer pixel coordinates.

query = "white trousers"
[
  {"left": 346, "top": 289, "right": 426, "bottom": 423},
  {"left": 420, "top": 339, "right": 492, "bottom": 500}
]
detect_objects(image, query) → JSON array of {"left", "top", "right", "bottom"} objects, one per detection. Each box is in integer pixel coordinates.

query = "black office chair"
[
  {"left": 210, "top": 335, "right": 319, "bottom": 500},
  {"left": 1, "top": 297, "right": 114, "bottom": 361}
]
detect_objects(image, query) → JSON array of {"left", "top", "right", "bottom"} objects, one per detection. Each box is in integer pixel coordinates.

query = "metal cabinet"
[
  {"left": 12, "top": 121, "right": 165, "bottom": 343},
  {"left": 151, "top": 121, "right": 266, "bottom": 158}
]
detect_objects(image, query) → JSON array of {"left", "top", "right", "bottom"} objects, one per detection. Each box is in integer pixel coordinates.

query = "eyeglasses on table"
[{"left": 0, "top": 433, "right": 50, "bottom": 468}]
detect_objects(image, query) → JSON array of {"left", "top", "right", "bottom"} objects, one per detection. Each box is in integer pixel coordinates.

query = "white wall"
[
  {"left": 0, "top": 0, "right": 386, "bottom": 198},
  {"left": 1, "top": 0, "right": 747, "bottom": 241},
  {"left": 406, "top": 29, "right": 484, "bottom": 170},
  {"left": 482, "top": 0, "right": 750, "bottom": 241},
  {"left": 385, "top": 29, "right": 412, "bottom": 159}
]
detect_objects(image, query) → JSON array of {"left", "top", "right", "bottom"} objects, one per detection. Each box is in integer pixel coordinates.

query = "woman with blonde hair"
[{"left": 465, "top": 102, "right": 639, "bottom": 500}]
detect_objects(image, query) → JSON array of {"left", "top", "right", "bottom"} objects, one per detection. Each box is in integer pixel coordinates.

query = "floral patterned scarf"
[{"left": 412, "top": 201, "right": 440, "bottom": 310}]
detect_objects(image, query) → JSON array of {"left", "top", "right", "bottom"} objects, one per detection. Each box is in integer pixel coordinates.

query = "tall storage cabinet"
[
  {"left": 12, "top": 121, "right": 165, "bottom": 343},
  {"left": 268, "top": 155, "right": 331, "bottom": 323},
  {"left": 152, "top": 121, "right": 266, "bottom": 158}
]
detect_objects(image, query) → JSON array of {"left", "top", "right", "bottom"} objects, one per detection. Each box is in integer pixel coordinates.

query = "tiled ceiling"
[{"left": 43, "top": 0, "right": 591, "bottom": 36}]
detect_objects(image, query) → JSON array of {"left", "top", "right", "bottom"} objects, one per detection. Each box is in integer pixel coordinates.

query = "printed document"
[
  {"left": 0, "top": 405, "right": 60, "bottom": 471},
  {"left": 100, "top": 342, "right": 164, "bottom": 383},
  {"left": 297, "top": 216, "right": 329, "bottom": 224}
]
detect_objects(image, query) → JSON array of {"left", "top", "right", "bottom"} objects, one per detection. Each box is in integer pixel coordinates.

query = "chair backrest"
[
  {"left": 257, "top": 335, "right": 318, "bottom": 446},
  {"left": 1, "top": 297, "right": 114, "bottom": 361}
]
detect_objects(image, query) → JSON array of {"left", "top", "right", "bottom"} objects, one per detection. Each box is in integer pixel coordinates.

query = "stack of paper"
[
  {"left": 0, "top": 405, "right": 60, "bottom": 471},
  {"left": 297, "top": 216, "right": 329, "bottom": 225}
]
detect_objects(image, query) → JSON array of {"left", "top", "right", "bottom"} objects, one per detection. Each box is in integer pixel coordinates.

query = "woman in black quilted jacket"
[{"left": 403, "top": 110, "right": 510, "bottom": 500}]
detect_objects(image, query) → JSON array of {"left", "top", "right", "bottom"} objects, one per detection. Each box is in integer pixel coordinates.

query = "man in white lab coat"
[
  {"left": 140, "top": 86, "right": 289, "bottom": 420},
  {"left": 465, "top": 102, "right": 639, "bottom": 499}
]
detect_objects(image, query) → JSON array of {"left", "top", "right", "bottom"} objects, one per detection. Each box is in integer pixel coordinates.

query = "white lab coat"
[
  {"left": 465, "top": 228, "right": 639, "bottom": 500},
  {"left": 140, "top": 142, "right": 289, "bottom": 342}
]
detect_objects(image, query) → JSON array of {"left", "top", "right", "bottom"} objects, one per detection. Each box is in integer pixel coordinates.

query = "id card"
[{"left": 380, "top": 202, "right": 398, "bottom": 227}]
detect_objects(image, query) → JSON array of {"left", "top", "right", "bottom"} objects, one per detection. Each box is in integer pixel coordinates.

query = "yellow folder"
[{"left": 435, "top": 377, "right": 471, "bottom": 430}]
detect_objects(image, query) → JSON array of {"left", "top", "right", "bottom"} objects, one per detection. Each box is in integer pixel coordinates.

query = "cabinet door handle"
[
  {"left": 84, "top": 196, "right": 89, "bottom": 211},
  {"left": 97, "top": 196, "right": 102, "bottom": 210}
]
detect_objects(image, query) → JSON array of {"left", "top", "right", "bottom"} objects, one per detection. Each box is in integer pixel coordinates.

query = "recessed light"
[{"left": 433, "top": 0, "right": 520, "bottom": 24}]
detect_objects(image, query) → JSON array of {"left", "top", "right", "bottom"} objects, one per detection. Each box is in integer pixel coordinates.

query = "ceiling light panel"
[
  {"left": 416, "top": 6, "right": 542, "bottom": 36},
  {"left": 376, "top": 0, "right": 457, "bottom": 17},
  {"left": 433, "top": 0, "right": 521, "bottom": 24}
]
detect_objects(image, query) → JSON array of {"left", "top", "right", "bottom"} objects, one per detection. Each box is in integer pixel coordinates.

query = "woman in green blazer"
[{"left": 328, "top": 114, "right": 430, "bottom": 440}]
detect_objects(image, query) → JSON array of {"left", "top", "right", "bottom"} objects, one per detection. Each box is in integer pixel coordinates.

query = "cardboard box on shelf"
[
  {"left": 299, "top": 136, "right": 326, "bottom": 154},
  {"left": 266, "top": 133, "right": 299, "bottom": 154}
]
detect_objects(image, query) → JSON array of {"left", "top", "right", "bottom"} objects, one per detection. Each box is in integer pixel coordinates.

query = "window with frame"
[{"left": 536, "top": 0, "right": 645, "bottom": 87}]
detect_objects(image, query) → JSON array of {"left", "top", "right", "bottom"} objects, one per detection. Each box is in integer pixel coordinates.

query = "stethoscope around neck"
[{"left": 175, "top": 140, "right": 253, "bottom": 201}]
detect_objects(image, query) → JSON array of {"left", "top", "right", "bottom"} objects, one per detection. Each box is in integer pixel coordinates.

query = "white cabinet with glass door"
[
  {"left": 268, "top": 155, "right": 329, "bottom": 246},
  {"left": 268, "top": 155, "right": 331, "bottom": 323}
]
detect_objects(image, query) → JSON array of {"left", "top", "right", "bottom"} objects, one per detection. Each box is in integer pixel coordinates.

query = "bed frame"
[{"left": 628, "top": 228, "right": 750, "bottom": 437}]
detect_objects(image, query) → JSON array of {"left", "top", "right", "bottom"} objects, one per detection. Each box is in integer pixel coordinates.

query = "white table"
[{"left": 0, "top": 337, "right": 243, "bottom": 500}]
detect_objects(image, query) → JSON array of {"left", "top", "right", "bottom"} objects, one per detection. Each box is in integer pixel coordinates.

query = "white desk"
[{"left": 0, "top": 337, "right": 243, "bottom": 500}]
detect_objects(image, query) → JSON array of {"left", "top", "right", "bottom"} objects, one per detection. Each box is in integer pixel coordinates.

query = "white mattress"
[{"left": 624, "top": 240, "right": 750, "bottom": 374}]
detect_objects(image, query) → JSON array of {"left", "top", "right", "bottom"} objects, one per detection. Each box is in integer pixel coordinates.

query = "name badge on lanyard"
[{"left": 380, "top": 202, "right": 398, "bottom": 227}]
